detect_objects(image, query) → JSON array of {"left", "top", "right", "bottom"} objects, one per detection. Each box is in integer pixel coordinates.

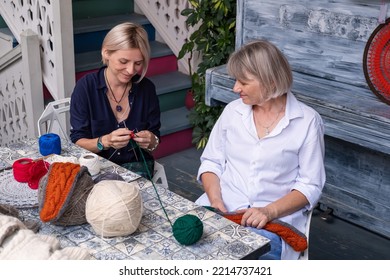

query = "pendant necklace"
[
  {"left": 116, "top": 101, "right": 130, "bottom": 123},
  {"left": 105, "top": 69, "right": 129, "bottom": 112},
  {"left": 257, "top": 105, "right": 285, "bottom": 135}
]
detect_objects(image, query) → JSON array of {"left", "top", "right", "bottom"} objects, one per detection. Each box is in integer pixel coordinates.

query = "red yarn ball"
[
  {"left": 12, "top": 158, "right": 34, "bottom": 183},
  {"left": 12, "top": 158, "right": 50, "bottom": 190}
]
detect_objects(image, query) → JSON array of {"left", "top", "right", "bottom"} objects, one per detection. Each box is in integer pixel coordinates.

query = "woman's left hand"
[
  {"left": 237, "top": 207, "right": 273, "bottom": 229},
  {"left": 132, "top": 130, "right": 154, "bottom": 150}
]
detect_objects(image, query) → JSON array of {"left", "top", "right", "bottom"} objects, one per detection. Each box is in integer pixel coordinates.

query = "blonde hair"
[
  {"left": 101, "top": 22, "right": 150, "bottom": 82},
  {"left": 227, "top": 40, "right": 292, "bottom": 100}
]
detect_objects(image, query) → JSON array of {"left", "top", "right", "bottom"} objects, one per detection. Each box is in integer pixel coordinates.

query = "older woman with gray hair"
[{"left": 195, "top": 40, "right": 326, "bottom": 259}]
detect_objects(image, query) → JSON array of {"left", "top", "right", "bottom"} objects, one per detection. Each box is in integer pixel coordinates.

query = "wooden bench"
[{"left": 205, "top": 0, "right": 390, "bottom": 238}]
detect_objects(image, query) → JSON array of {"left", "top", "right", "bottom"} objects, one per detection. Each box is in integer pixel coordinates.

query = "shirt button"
[{"left": 117, "top": 152, "right": 121, "bottom": 155}]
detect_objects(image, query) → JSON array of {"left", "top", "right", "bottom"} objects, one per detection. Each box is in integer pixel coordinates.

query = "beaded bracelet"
[{"left": 147, "top": 134, "right": 159, "bottom": 152}]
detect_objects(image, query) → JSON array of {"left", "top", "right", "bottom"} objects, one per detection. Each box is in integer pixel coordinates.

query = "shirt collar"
[
  {"left": 285, "top": 91, "right": 304, "bottom": 121},
  {"left": 234, "top": 91, "right": 303, "bottom": 116},
  {"left": 97, "top": 67, "right": 107, "bottom": 91},
  {"left": 233, "top": 91, "right": 304, "bottom": 137}
]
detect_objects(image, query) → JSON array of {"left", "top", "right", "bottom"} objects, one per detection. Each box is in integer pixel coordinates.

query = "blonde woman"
[
  {"left": 195, "top": 40, "right": 326, "bottom": 259},
  {"left": 70, "top": 22, "right": 160, "bottom": 177}
]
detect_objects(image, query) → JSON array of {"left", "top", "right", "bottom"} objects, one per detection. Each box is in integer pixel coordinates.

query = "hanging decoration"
[{"left": 363, "top": 2, "right": 390, "bottom": 105}]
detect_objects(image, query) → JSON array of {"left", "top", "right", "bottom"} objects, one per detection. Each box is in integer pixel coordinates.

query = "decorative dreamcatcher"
[{"left": 363, "top": 4, "right": 390, "bottom": 105}]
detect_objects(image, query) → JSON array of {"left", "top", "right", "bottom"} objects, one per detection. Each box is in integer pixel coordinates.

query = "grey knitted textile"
[
  {"left": 38, "top": 163, "right": 94, "bottom": 226},
  {"left": 0, "top": 203, "right": 40, "bottom": 233}
]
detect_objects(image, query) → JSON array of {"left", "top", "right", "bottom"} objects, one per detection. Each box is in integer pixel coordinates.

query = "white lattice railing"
[
  {"left": 0, "top": 30, "right": 44, "bottom": 146},
  {"left": 0, "top": 0, "right": 75, "bottom": 101},
  {"left": 134, "top": 0, "right": 200, "bottom": 74}
]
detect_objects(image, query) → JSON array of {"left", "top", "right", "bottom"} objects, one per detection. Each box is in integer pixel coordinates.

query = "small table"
[{"left": 0, "top": 139, "right": 270, "bottom": 260}]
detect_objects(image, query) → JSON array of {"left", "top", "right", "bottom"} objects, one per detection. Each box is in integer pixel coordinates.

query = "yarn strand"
[
  {"left": 117, "top": 120, "right": 203, "bottom": 245},
  {"left": 134, "top": 139, "right": 204, "bottom": 245},
  {"left": 134, "top": 140, "right": 173, "bottom": 227}
]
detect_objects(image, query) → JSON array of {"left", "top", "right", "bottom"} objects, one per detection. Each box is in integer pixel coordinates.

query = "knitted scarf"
[{"left": 206, "top": 207, "right": 307, "bottom": 252}]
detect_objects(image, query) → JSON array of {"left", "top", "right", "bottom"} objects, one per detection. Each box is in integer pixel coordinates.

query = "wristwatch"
[
  {"left": 146, "top": 134, "right": 160, "bottom": 152},
  {"left": 97, "top": 136, "right": 104, "bottom": 151}
]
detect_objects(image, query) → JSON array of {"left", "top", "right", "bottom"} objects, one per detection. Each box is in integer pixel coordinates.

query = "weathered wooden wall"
[
  {"left": 206, "top": 0, "right": 390, "bottom": 237},
  {"left": 237, "top": 0, "right": 381, "bottom": 87}
]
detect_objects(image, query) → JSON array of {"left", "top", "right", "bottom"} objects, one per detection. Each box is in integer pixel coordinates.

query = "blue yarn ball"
[{"left": 39, "top": 133, "right": 61, "bottom": 156}]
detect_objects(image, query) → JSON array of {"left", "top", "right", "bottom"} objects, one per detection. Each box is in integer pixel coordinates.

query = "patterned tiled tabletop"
[{"left": 0, "top": 139, "right": 270, "bottom": 260}]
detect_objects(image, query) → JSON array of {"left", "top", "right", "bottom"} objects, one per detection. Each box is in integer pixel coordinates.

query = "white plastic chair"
[
  {"left": 298, "top": 208, "right": 314, "bottom": 260},
  {"left": 37, "top": 98, "right": 71, "bottom": 141},
  {"left": 152, "top": 161, "right": 168, "bottom": 187}
]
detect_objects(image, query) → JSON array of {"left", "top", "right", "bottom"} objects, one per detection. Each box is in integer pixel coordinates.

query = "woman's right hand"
[
  {"left": 210, "top": 200, "right": 228, "bottom": 213},
  {"left": 201, "top": 172, "right": 228, "bottom": 213},
  {"left": 106, "top": 128, "right": 133, "bottom": 149}
]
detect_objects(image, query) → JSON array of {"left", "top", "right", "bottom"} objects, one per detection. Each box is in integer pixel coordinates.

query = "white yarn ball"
[
  {"left": 79, "top": 153, "right": 100, "bottom": 176},
  {"left": 85, "top": 180, "right": 143, "bottom": 237}
]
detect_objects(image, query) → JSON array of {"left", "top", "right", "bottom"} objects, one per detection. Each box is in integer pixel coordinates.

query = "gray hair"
[{"left": 227, "top": 40, "right": 292, "bottom": 100}]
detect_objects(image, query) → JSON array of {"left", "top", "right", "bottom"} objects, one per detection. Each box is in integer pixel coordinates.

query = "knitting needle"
[
  {"left": 0, "top": 166, "right": 12, "bottom": 172},
  {"left": 122, "top": 121, "right": 139, "bottom": 161},
  {"left": 0, "top": 154, "right": 54, "bottom": 172}
]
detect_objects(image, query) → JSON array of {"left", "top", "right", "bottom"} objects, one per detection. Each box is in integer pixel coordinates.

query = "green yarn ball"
[{"left": 172, "top": 214, "right": 203, "bottom": 245}]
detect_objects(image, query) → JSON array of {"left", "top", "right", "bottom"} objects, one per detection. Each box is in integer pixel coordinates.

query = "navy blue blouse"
[{"left": 70, "top": 66, "right": 161, "bottom": 165}]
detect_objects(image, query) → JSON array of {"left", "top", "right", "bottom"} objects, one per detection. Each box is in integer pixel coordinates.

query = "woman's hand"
[
  {"left": 210, "top": 200, "right": 228, "bottom": 213},
  {"left": 237, "top": 191, "right": 309, "bottom": 229},
  {"left": 200, "top": 172, "right": 227, "bottom": 213},
  {"left": 132, "top": 130, "right": 155, "bottom": 150},
  {"left": 237, "top": 207, "right": 273, "bottom": 229},
  {"left": 106, "top": 128, "right": 133, "bottom": 149}
]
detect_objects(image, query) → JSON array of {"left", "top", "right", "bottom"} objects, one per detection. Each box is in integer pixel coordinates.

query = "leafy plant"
[{"left": 178, "top": 0, "right": 236, "bottom": 149}]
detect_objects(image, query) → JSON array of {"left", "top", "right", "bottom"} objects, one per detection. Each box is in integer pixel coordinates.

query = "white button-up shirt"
[{"left": 196, "top": 91, "right": 326, "bottom": 259}]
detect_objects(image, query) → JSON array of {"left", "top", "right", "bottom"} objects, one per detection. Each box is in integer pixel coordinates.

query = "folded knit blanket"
[
  {"left": 0, "top": 203, "right": 40, "bottom": 233},
  {"left": 0, "top": 214, "right": 91, "bottom": 260}
]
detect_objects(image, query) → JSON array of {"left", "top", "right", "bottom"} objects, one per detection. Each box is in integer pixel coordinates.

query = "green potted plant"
[{"left": 178, "top": 0, "right": 236, "bottom": 149}]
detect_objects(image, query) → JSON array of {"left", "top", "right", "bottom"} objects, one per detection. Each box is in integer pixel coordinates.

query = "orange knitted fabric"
[
  {"left": 215, "top": 211, "right": 307, "bottom": 252},
  {"left": 223, "top": 213, "right": 243, "bottom": 225},
  {"left": 264, "top": 220, "right": 307, "bottom": 252},
  {"left": 40, "top": 162, "right": 81, "bottom": 222}
]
